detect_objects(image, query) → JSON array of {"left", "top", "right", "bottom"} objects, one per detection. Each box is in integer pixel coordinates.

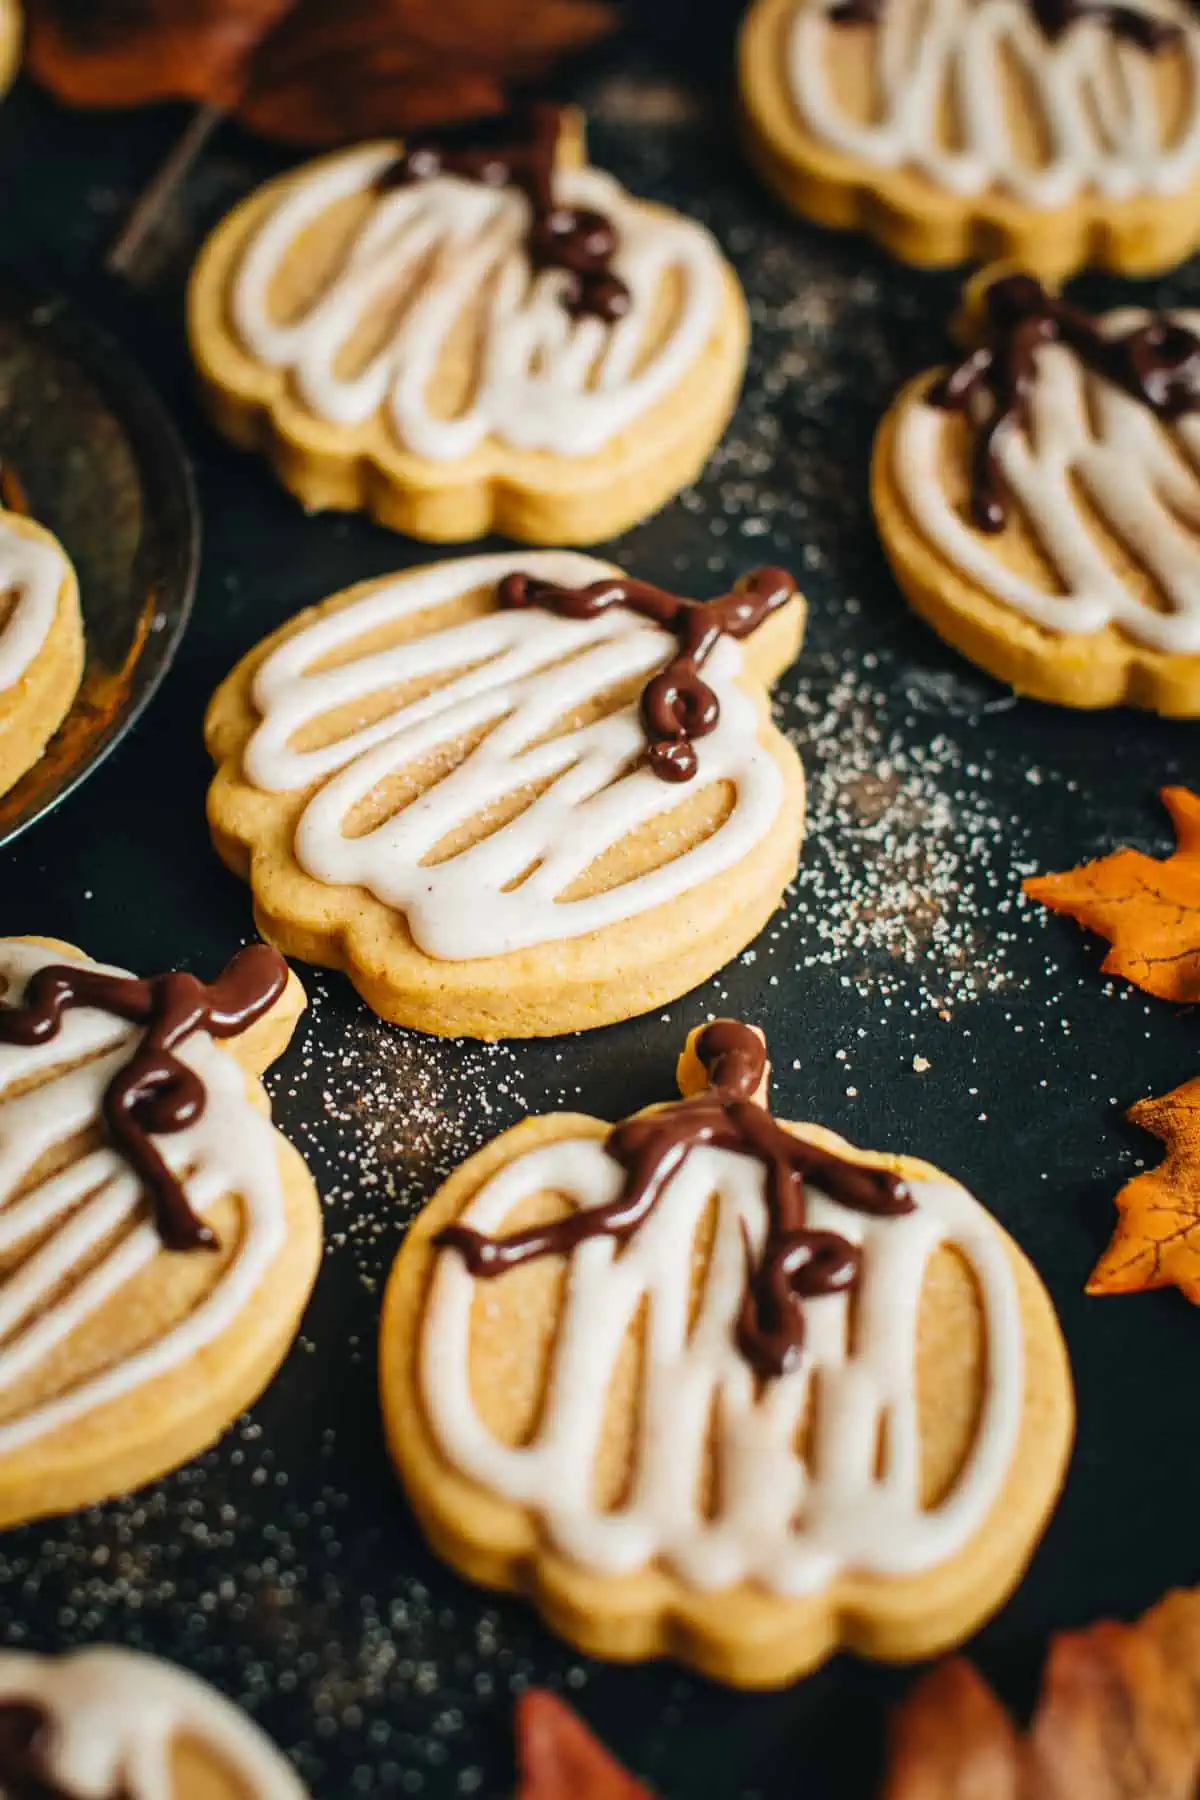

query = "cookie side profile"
[
  {"left": 0, "top": 511, "right": 85, "bottom": 797},
  {"left": 0, "top": 0, "right": 20, "bottom": 99},
  {"left": 740, "top": 0, "right": 1200, "bottom": 277},
  {"left": 872, "top": 271, "right": 1200, "bottom": 713},
  {"left": 188, "top": 108, "right": 747, "bottom": 545},
  {"left": 0, "top": 936, "right": 322, "bottom": 1526},
  {"left": 205, "top": 553, "right": 807, "bottom": 1039},
  {"left": 380, "top": 1021, "right": 1074, "bottom": 1688},
  {"left": 0, "top": 1645, "right": 308, "bottom": 1799}
]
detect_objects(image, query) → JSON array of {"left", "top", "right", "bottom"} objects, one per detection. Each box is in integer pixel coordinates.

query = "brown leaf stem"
[{"left": 106, "top": 100, "right": 228, "bottom": 282}]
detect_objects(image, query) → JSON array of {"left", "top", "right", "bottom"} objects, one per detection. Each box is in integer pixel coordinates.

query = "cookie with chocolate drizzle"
[
  {"left": 0, "top": 935, "right": 322, "bottom": 1529},
  {"left": 380, "top": 1020, "right": 1073, "bottom": 1687},
  {"left": 187, "top": 106, "right": 748, "bottom": 545},
  {"left": 205, "top": 551, "right": 807, "bottom": 1039},
  {"left": 740, "top": 0, "right": 1200, "bottom": 279},
  {"left": 873, "top": 268, "right": 1200, "bottom": 714}
]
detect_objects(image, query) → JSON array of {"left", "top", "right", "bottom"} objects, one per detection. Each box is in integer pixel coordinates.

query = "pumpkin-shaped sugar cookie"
[
  {"left": 0, "top": 936, "right": 321, "bottom": 1525},
  {"left": 0, "top": 1, "right": 18, "bottom": 98},
  {"left": 741, "top": 0, "right": 1200, "bottom": 277},
  {"left": 205, "top": 552, "right": 806, "bottom": 1039},
  {"left": 380, "top": 1021, "right": 1073, "bottom": 1688},
  {"left": 0, "top": 508, "right": 84, "bottom": 799},
  {"left": 188, "top": 106, "right": 747, "bottom": 544},
  {"left": 873, "top": 270, "right": 1200, "bottom": 711}
]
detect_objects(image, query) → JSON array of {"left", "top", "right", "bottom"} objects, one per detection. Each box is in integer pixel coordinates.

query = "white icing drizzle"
[
  {"left": 230, "top": 146, "right": 727, "bottom": 460},
  {"left": 895, "top": 308, "right": 1200, "bottom": 652},
  {"left": 0, "top": 1646, "right": 306, "bottom": 1800},
  {"left": 0, "top": 941, "right": 289, "bottom": 1453},
  {"left": 0, "top": 518, "right": 68, "bottom": 694},
  {"left": 789, "top": 0, "right": 1200, "bottom": 207},
  {"left": 243, "top": 551, "right": 788, "bottom": 962},
  {"left": 421, "top": 1134, "right": 1023, "bottom": 1595}
]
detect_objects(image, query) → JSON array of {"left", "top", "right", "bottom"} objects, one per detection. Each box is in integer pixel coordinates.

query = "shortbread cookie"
[
  {"left": 0, "top": 935, "right": 321, "bottom": 1526},
  {"left": 187, "top": 105, "right": 747, "bottom": 544},
  {"left": 0, "top": 1646, "right": 308, "bottom": 1799},
  {"left": 205, "top": 552, "right": 806, "bottom": 1039},
  {"left": 740, "top": 0, "right": 1200, "bottom": 277},
  {"left": 379, "top": 1019, "right": 1074, "bottom": 1688},
  {"left": 0, "top": 0, "right": 19, "bottom": 98},
  {"left": 0, "top": 508, "right": 84, "bottom": 798},
  {"left": 872, "top": 270, "right": 1200, "bottom": 712}
]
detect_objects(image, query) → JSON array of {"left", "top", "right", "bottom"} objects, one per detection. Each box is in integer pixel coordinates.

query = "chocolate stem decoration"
[
  {"left": 498, "top": 565, "right": 797, "bottom": 782},
  {"left": 0, "top": 1702, "right": 123, "bottom": 1800},
  {"left": 376, "top": 102, "right": 631, "bottom": 324},
  {"left": 436, "top": 1019, "right": 914, "bottom": 1379},
  {"left": 0, "top": 461, "right": 31, "bottom": 517},
  {"left": 830, "top": 0, "right": 1181, "bottom": 49},
  {"left": 0, "top": 945, "right": 288, "bottom": 1252},
  {"left": 929, "top": 272, "right": 1200, "bottom": 532}
]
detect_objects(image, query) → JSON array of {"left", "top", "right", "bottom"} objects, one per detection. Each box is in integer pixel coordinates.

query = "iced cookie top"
[
  {"left": 0, "top": 511, "right": 69, "bottom": 695},
  {"left": 0, "top": 940, "right": 293, "bottom": 1453},
  {"left": 237, "top": 552, "right": 800, "bottom": 962},
  {"left": 0, "top": 1646, "right": 307, "bottom": 1800},
  {"left": 423, "top": 1020, "right": 1026, "bottom": 1596},
  {"left": 788, "top": 0, "right": 1200, "bottom": 208},
  {"left": 892, "top": 272, "right": 1200, "bottom": 652},
  {"left": 229, "top": 106, "right": 732, "bottom": 462}
]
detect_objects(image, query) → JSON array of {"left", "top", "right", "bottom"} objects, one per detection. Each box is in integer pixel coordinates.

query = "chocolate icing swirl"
[
  {"left": 498, "top": 565, "right": 797, "bottom": 782},
  {"left": 376, "top": 102, "right": 630, "bottom": 324},
  {"left": 0, "top": 945, "right": 289, "bottom": 1252},
  {"left": 436, "top": 1019, "right": 915, "bottom": 1379},
  {"left": 928, "top": 271, "right": 1200, "bottom": 532},
  {"left": 0, "top": 1702, "right": 128, "bottom": 1800},
  {"left": 831, "top": 0, "right": 1182, "bottom": 49}
]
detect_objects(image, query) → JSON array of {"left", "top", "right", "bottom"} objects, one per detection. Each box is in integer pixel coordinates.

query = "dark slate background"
[{"left": 0, "top": 8, "right": 1196, "bottom": 1795}]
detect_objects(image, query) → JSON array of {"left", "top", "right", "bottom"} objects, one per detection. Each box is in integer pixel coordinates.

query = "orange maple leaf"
[
  {"left": 1023, "top": 788, "right": 1200, "bottom": 1003},
  {"left": 1087, "top": 1079, "right": 1200, "bottom": 1302},
  {"left": 515, "top": 1690, "right": 653, "bottom": 1800},
  {"left": 880, "top": 1586, "right": 1200, "bottom": 1799}
]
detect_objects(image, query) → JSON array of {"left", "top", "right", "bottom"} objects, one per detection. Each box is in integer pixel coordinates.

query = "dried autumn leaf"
[
  {"left": 1087, "top": 1079, "right": 1200, "bottom": 1301},
  {"left": 880, "top": 1657, "right": 1025, "bottom": 1799},
  {"left": 25, "top": 0, "right": 293, "bottom": 110},
  {"left": 515, "top": 1690, "right": 653, "bottom": 1800},
  {"left": 242, "top": 0, "right": 619, "bottom": 142},
  {"left": 1023, "top": 788, "right": 1200, "bottom": 1005},
  {"left": 1029, "top": 1589, "right": 1200, "bottom": 1799},
  {"left": 25, "top": 0, "right": 618, "bottom": 142},
  {"left": 881, "top": 1587, "right": 1200, "bottom": 1800}
]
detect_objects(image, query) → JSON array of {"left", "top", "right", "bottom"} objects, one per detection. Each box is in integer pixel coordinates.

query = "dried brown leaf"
[
  {"left": 26, "top": 0, "right": 618, "bottom": 141},
  {"left": 881, "top": 1590, "right": 1200, "bottom": 1800},
  {"left": 515, "top": 1690, "right": 653, "bottom": 1800}
]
